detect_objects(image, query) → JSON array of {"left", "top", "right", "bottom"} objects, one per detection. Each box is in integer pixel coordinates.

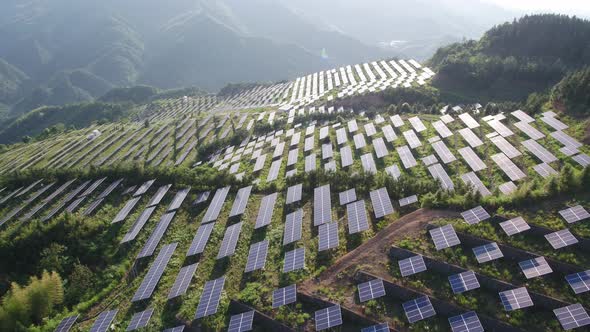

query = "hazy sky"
[{"left": 485, "top": 0, "right": 590, "bottom": 16}]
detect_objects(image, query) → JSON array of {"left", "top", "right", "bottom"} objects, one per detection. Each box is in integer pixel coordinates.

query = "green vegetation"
[
  {"left": 430, "top": 14, "right": 590, "bottom": 102},
  {"left": 552, "top": 66, "right": 590, "bottom": 115}
]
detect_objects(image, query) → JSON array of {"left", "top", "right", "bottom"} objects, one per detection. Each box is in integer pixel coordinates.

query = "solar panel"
[
  {"left": 283, "top": 247, "right": 305, "bottom": 272},
  {"left": 255, "top": 192, "right": 277, "bottom": 229},
  {"left": 54, "top": 314, "right": 79, "bottom": 332},
  {"left": 304, "top": 137, "right": 314, "bottom": 152},
  {"left": 541, "top": 116, "right": 568, "bottom": 130},
  {"left": 287, "top": 148, "right": 299, "bottom": 166},
  {"left": 398, "top": 195, "right": 418, "bottom": 207},
  {"left": 370, "top": 187, "right": 394, "bottom": 218},
  {"left": 168, "top": 263, "right": 198, "bottom": 299},
  {"left": 313, "top": 184, "right": 332, "bottom": 226},
  {"left": 336, "top": 128, "right": 348, "bottom": 145},
  {"left": 472, "top": 242, "right": 503, "bottom": 263},
  {"left": 272, "top": 142, "right": 285, "bottom": 159},
  {"left": 403, "top": 296, "right": 436, "bottom": 323},
  {"left": 272, "top": 284, "right": 297, "bottom": 308},
  {"left": 382, "top": 125, "right": 397, "bottom": 142},
  {"left": 487, "top": 119, "right": 514, "bottom": 137},
  {"left": 136, "top": 211, "right": 176, "bottom": 259},
  {"left": 448, "top": 271, "right": 480, "bottom": 294},
  {"left": 202, "top": 186, "right": 231, "bottom": 223},
  {"left": 353, "top": 133, "right": 367, "bottom": 149},
  {"left": 408, "top": 116, "right": 426, "bottom": 132},
  {"left": 559, "top": 205, "right": 590, "bottom": 224},
  {"left": 403, "top": 130, "right": 422, "bottom": 149},
  {"left": 318, "top": 222, "right": 339, "bottom": 251},
  {"left": 339, "top": 189, "right": 356, "bottom": 206},
  {"left": 554, "top": 303, "right": 590, "bottom": 330},
  {"left": 267, "top": 159, "right": 282, "bottom": 182},
  {"left": 364, "top": 123, "right": 377, "bottom": 136},
  {"left": 430, "top": 224, "right": 460, "bottom": 250},
  {"left": 550, "top": 130, "right": 582, "bottom": 148},
  {"left": 229, "top": 186, "right": 253, "bottom": 217},
  {"left": 458, "top": 128, "right": 483, "bottom": 148},
  {"left": 428, "top": 164, "right": 454, "bottom": 191},
  {"left": 522, "top": 139, "right": 558, "bottom": 163},
  {"left": 357, "top": 278, "right": 386, "bottom": 302},
  {"left": 245, "top": 240, "right": 269, "bottom": 272},
  {"left": 186, "top": 223, "right": 215, "bottom": 256},
  {"left": 286, "top": 184, "right": 302, "bottom": 205},
  {"left": 132, "top": 242, "right": 177, "bottom": 302},
  {"left": 545, "top": 229, "right": 578, "bottom": 249},
  {"left": 573, "top": 153, "right": 590, "bottom": 167},
  {"left": 253, "top": 154, "right": 267, "bottom": 172},
  {"left": 373, "top": 137, "right": 389, "bottom": 158},
  {"left": 361, "top": 153, "right": 377, "bottom": 174},
  {"left": 283, "top": 209, "right": 303, "bottom": 245},
  {"left": 321, "top": 143, "right": 333, "bottom": 160},
  {"left": 533, "top": 163, "right": 558, "bottom": 178},
  {"left": 519, "top": 256, "right": 553, "bottom": 279},
  {"left": 217, "top": 222, "right": 243, "bottom": 259},
  {"left": 347, "top": 200, "right": 369, "bottom": 234},
  {"left": 194, "top": 276, "right": 226, "bottom": 318},
  {"left": 228, "top": 311, "right": 254, "bottom": 332},
  {"left": 458, "top": 113, "right": 480, "bottom": 129},
  {"left": 134, "top": 179, "right": 155, "bottom": 197},
  {"left": 194, "top": 191, "right": 211, "bottom": 205},
  {"left": 492, "top": 153, "right": 526, "bottom": 181},
  {"left": 126, "top": 308, "right": 153, "bottom": 331},
  {"left": 461, "top": 206, "right": 490, "bottom": 225},
  {"left": 432, "top": 141, "right": 456, "bottom": 164},
  {"left": 319, "top": 126, "right": 329, "bottom": 140},
  {"left": 448, "top": 311, "right": 484, "bottom": 332},
  {"left": 361, "top": 323, "right": 390, "bottom": 332},
  {"left": 162, "top": 326, "right": 184, "bottom": 332},
  {"left": 499, "top": 217, "right": 530, "bottom": 236},
  {"left": 499, "top": 287, "right": 533, "bottom": 311},
  {"left": 390, "top": 115, "right": 404, "bottom": 127},
  {"left": 348, "top": 119, "right": 359, "bottom": 132},
  {"left": 340, "top": 145, "right": 353, "bottom": 167},
  {"left": 490, "top": 137, "right": 521, "bottom": 159},
  {"left": 305, "top": 153, "right": 316, "bottom": 172},
  {"left": 315, "top": 305, "right": 343, "bottom": 330},
  {"left": 111, "top": 196, "right": 141, "bottom": 224},
  {"left": 397, "top": 146, "right": 417, "bottom": 169},
  {"left": 399, "top": 255, "right": 427, "bottom": 277},
  {"left": 120, "top": 206, "right": 157, "bottom": 244},
  {"left": 167, "top": 187, "right": 190, "bottom": 211},
  {"left": 290, "top": 132, "right": 301, "bottom": 146},
  {"left": 147, "top": 184, "right": 171, "bottom": 207},
  {"left": 90, "top": 309, "right": 118, "bottom": 332},
  {"left": 566, "top": 270, "right": 590, "bottom": 294},
  {"left": 514, "top": 121, "right": 544, "bottom": 140}
]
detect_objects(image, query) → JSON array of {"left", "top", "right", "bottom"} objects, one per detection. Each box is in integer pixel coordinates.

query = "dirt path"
[{"left": 299, "top": 208, "right": 459, "bottom": 330}]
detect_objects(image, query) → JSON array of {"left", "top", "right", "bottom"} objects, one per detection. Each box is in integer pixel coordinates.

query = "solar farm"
[{"left": 0, "top": 57, "right": 589, "bottom": 332}]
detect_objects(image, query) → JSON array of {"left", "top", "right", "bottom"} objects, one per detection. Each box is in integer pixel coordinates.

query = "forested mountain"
[{"left": 429, "top": 15, "right": 590, "bottom": 102}]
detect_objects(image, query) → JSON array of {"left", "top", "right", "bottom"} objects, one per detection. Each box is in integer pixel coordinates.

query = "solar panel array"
[
  {"left": 554, "top": 303, "right": 590, "bottom": 330},
  {"left": 448, "top": 271, "right": 480, "bottom": 294},
  {"left": 340, "top": 145, "right": 353, "bottom": 167},
  {"left": 357, "top": 278, "right": 386, "bottom": 302},
  {"left": 195, "top": 276, "right": 226, "bottom": 318},
  {"left": 136, "top": 211, "right": 176, "bottom": 259},
  {"left": 283, "top": 247, "right": 305, "bottom": 272},
  {"left": 318, "top": 222, "right": 339, "bottom": 251},
  {"left": 448, "top": 311, "right": 484, "bottom": 332},
  {"left": 431, "top": 141, "right": 456, "bottom": 164},
  {"left": 499, "top": 287, "right": 533, "bottom": 311},
  {"left": 54, "top": 314, "right": 79, "bottom": 332},
  {"left": 286, "top": 184, "right": 302, "bottom": 205},
  {"left": 202, "top": 186, "right": 231, "bottom": 223},
  {"left": 499, "top": 217, "right": 530, "bottom": 236},
  {"left": 353, "top": 133, "right": 367, "bottom": 149},
  {"left": 168, "top": 263, "right": 198, "bottom": 299},
  {"left": 566, "top": 270, "right": 590, "bottom": 294},
  {"left": 255, "top": 192, "right": 277, "bottom": 229},
  {"left": 283, "top": 209, "right": 303, "bottom": 245},
  {"left": 267, "top": 159, "right": 282, "bottom": 182},
  {"left": 132, "top": 242, "right": 177, "bottom": 302},
  {"left": 460, "top": 206, "right": 490, "bottom": 225},
  {"left": 305, "top": 154, "right": 316, "bottom": 172},
  {"left": 545, "top": 229, "right": 578, "bottom": 249},
  {"left": 272, "top": 284, "right": 297, "bottom": 308},
  {"left": 403, "top": 130, "right": 422, "bottom": 149},
  {"left": 399, "top": 255, "right": 427, "bottom": 277},
  {"left": 217, "top": 222, "right": 243, "bottom": 259},
  {"left": 347, "top": 200, "right": 369, "bottom": 234},
  {"left": 90, "top": 309, "right": 118, "bottom": 332},
  {"left": 228, "top": 311, "right": 254, "bottom": 332},
  {"left": 315, "top": 305, "right": 343, "bottom": 330},
  {"left": 126, "top": 308, "right": 153, "bottom": 331},
  {"left": 492, "top": 153, "right": 526, "bottom": 181},
  {"left": 229, "top": 186, "right": 252, "bottom": 217},
  {"left": 373, "top": 138, "right": 389, "bottom": 158},
  {"left": 428, "top": 164, "right": 454, "bottom": 191},
  {"left": 186, "top": 223, "right": 215, "bottom": 256},
  {"left": 403, "top": 296, "right": 436, "bottom": 323},
  {"left": 399, "top": 195, "right": 418, "bottom": 207},
  {"left": 458, "top": 128, "right": 483, "bottom": 148},
  {"left": 472, "top": 242, "right": 503, "bottom": 263},
  {"left": 338, "top": 189, "right": 357, "bottom": 206},
  {"left": 397, "top": 146, "right": 417, "bottom": 168},
  {"left": 559, "top": 205, "right": 590, "bottom": 224},
  {"left": 370, "top": 187, "right": 394, "bottom": 218},
  {"left": 362, "top": 323, "right": 390, "bottom": 332},
  {"left": 313, "top": 184, "right": 332, "bottom": 226},
  {"left": 519, "top": 256, "right": 553, "bottom": 279},
  {"left": 430, "top": 224, "right": 460, "bottom": 250},
  {"left": 245, "top": 240, "right": 269, "bottom": 272}
]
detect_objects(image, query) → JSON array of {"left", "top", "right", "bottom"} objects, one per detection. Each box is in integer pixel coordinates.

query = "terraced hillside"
[{"left": 0, "top": 56, "right": 589, "bottom": 332}]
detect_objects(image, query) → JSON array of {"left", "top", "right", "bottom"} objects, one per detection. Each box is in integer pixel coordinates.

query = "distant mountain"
[{"left": 429, "top": 14, "right": 590, "bottom": 102}]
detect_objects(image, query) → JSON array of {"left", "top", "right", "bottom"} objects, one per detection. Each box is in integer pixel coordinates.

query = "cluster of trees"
[
  {"left": 552, "top": 67, "right": 590, "bottom": 115},
  {"left": 429, "top": 14, "right": 590, "bottom": 102},
  {"left": 0, "top": 271, "right": 64, "bottom": 330}
]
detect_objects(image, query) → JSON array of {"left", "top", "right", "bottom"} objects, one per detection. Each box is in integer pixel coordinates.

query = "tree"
[
  {"left": 66, "top": 264, "right": 94, "bottom": 305},
  {"left": 39, "top": 243, "right": 70, "bottom": 274}
]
